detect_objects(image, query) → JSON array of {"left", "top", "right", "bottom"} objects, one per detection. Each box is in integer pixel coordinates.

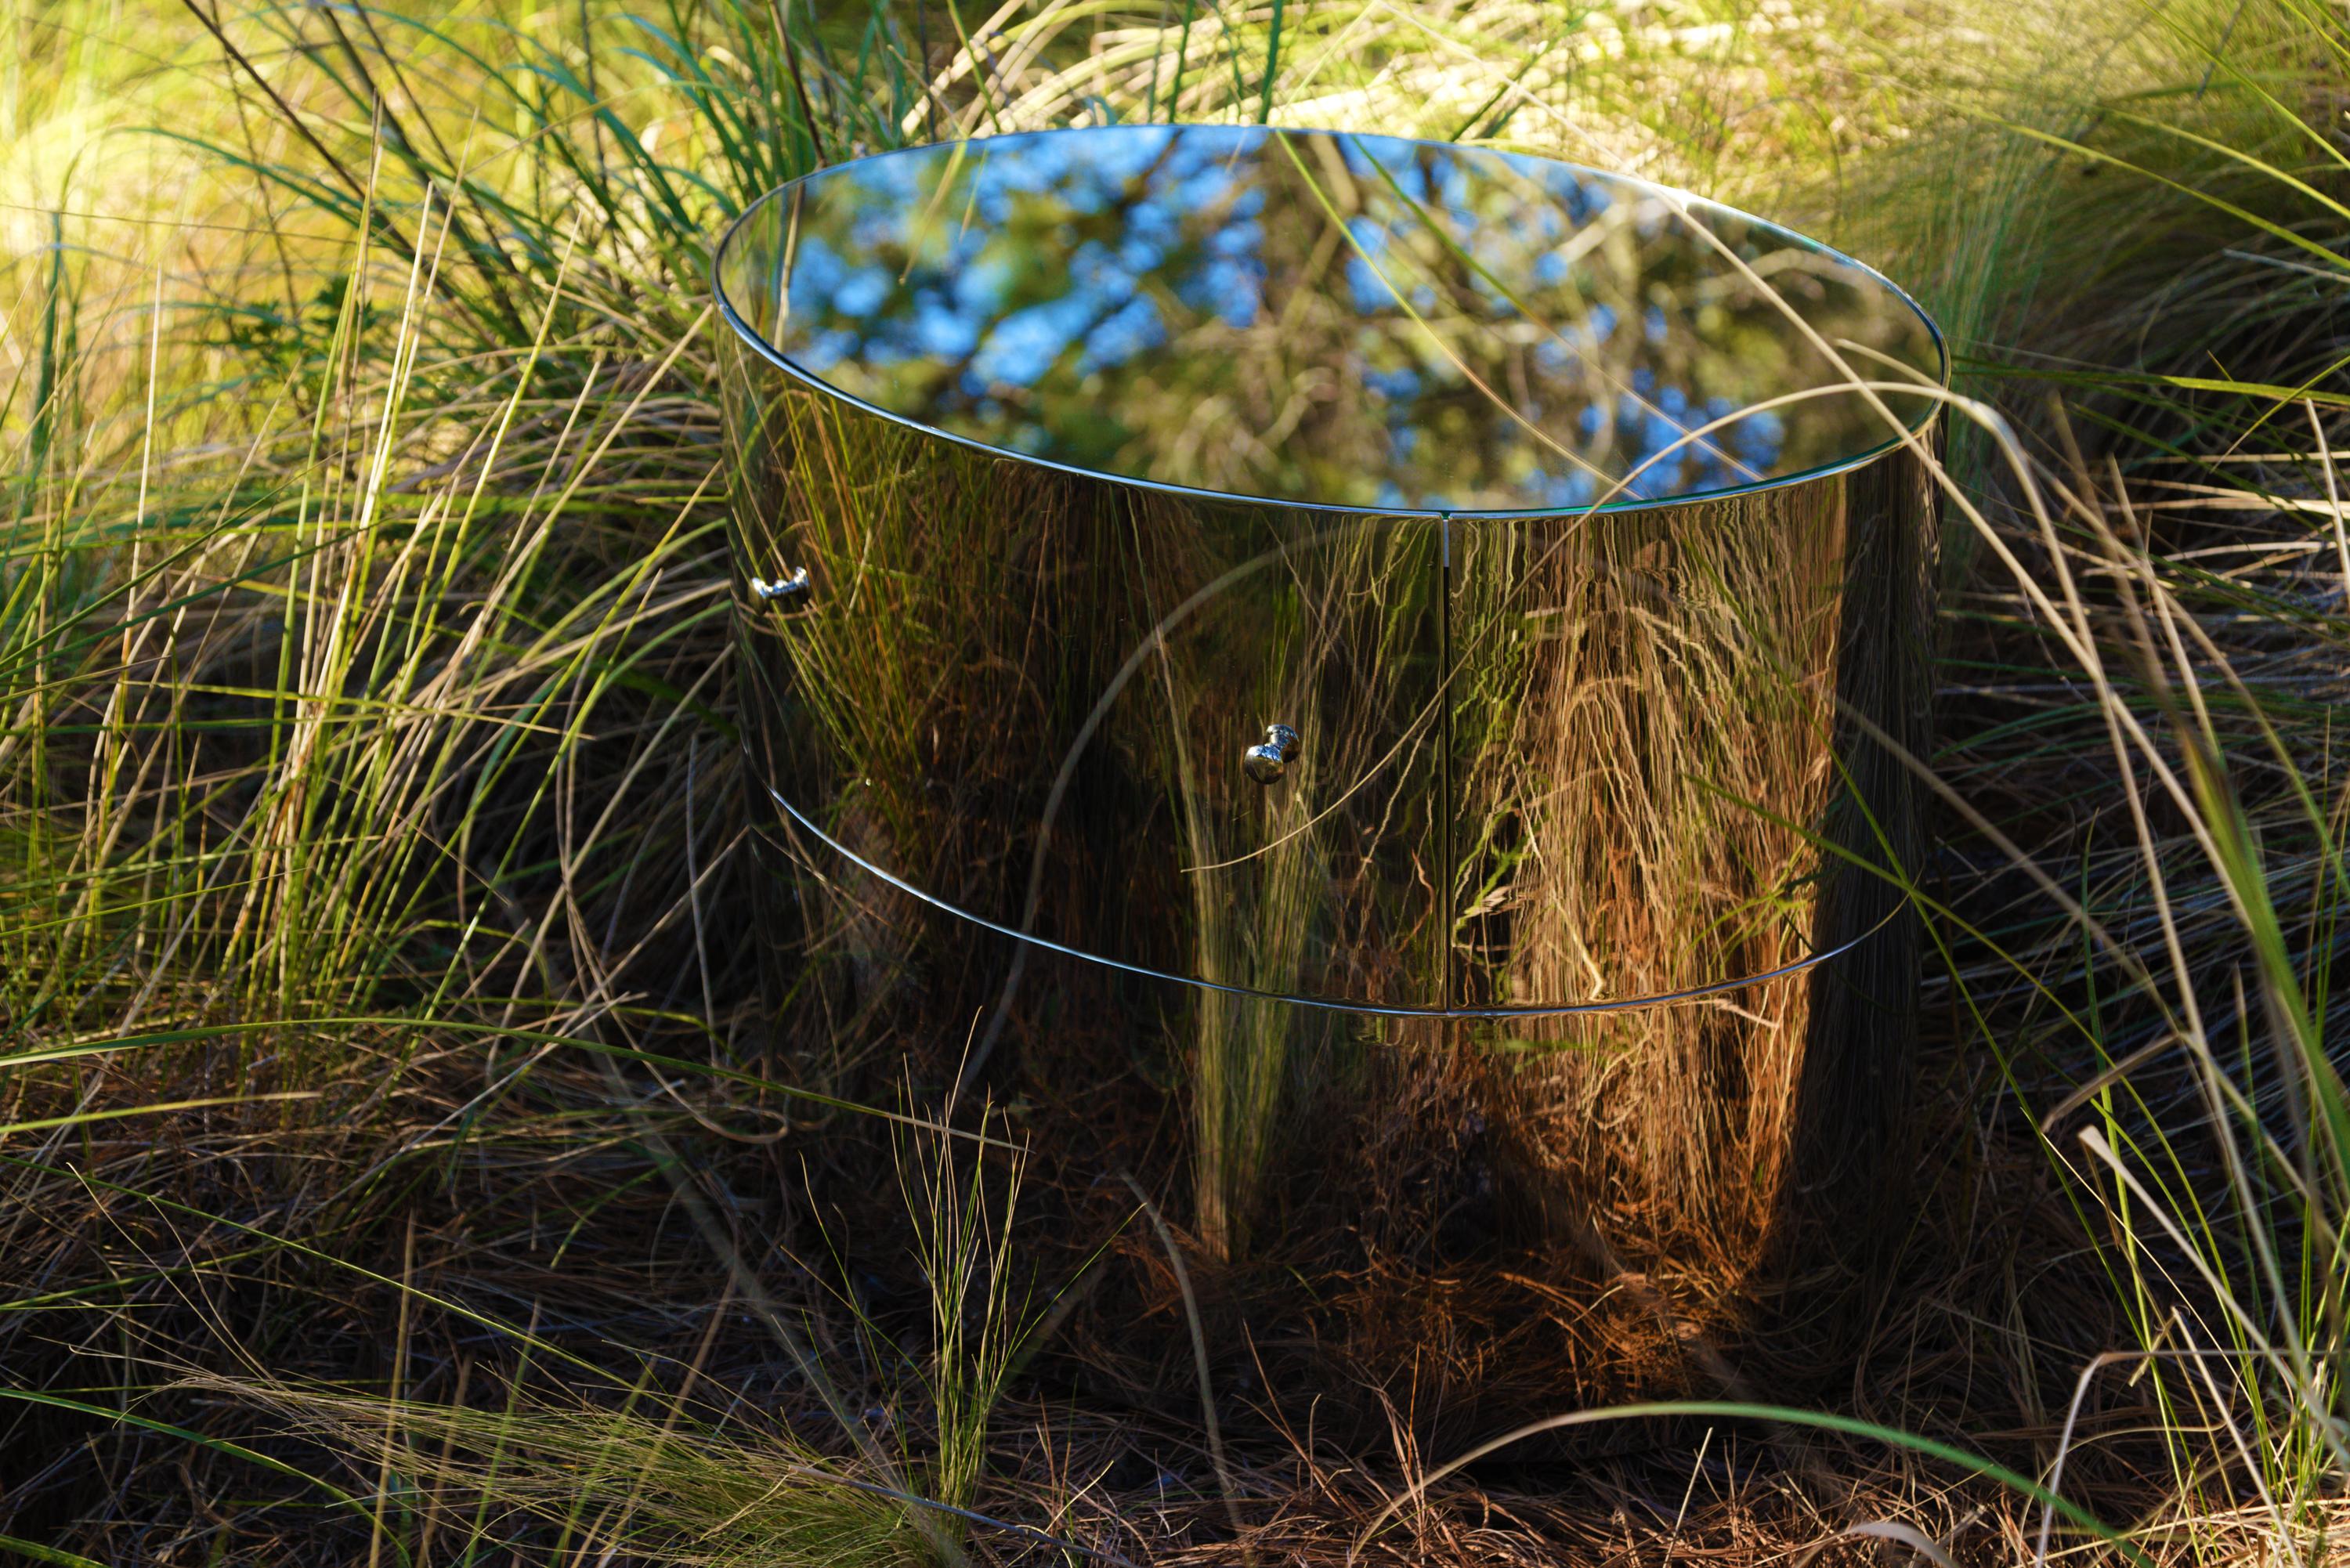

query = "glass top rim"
[{"left": 710, "top": 124, "right": 1950, "bottom": 522}]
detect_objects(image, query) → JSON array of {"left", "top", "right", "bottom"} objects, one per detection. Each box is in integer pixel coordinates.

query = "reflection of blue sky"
[
  {"left": 741, "top": 126, "right": 1939, "bottom": 509},
  {"left": 971, "top": 294, "right": 1097, "bottom": 388},
  {"left": 1079, "top": 295, "right": 1166, "bottom": 372},
  {"left": 834, "top": 265, "right": 890, "bottom": 318},
  {"left": 794, "top": 128, "right": 1272, "bottom": 385},
  {"left": 914, "top": 293, "right": 980, "bottom": 359}
]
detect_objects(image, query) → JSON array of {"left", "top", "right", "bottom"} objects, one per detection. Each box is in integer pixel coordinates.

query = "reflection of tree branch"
[
  {"left": 774, "top": 129, "right": 1929, "bottom": 511},
  {"left": 1353, "top": 139, "right": 1762, "bottom": 486},
  {"left": 831, "top": 135, "right": 1196, "bottom": 407}
]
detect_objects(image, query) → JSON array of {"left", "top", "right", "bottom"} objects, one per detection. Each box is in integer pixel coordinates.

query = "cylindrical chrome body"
[{"left": 715, "top": 128, "right": 1943, "bottom": 1281}]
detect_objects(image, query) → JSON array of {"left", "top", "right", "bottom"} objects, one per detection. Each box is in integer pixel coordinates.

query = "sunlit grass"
[{"left": 3, "top": 0, "right": 2348, "bottom": 1561}]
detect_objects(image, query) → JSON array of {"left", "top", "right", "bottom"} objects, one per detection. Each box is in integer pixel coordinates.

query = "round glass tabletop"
[{"left": 714, "top": 125, "right": 1945, "bottom": 518}]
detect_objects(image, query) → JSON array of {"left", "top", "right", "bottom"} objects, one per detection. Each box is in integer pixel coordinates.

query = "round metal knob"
[
  {"left": 1242, "top": 724, "right": 1300, "bottom": 785},
  {"left": 750, "top": 566, "right": 811, "bottom": 602}
]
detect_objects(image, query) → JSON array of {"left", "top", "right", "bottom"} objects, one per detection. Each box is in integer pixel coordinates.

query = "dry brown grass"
[{"left": 5, "top": 0, "right": 2348, "bottom": 1562}]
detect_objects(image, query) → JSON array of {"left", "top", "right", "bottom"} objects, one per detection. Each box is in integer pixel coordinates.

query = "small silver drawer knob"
[
  {"left": 750, "top": 566, "right": 811, "bottom": 602},
  {"left": 1243, "top": 723, "right": 1300, "bottom": 785}
]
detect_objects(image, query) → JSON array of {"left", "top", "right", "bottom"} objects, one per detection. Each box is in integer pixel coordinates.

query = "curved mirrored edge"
[
  {"left": 709, "top": 126, "right": 1950, "bottom": 524},
  {"left": 759, "top": 777, "right": 1892, "bottom": 1021}
]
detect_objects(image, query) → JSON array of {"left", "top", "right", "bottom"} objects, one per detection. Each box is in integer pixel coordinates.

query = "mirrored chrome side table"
[{"left": 714, "top": 125, "right": 1944, "bottom": 1280}]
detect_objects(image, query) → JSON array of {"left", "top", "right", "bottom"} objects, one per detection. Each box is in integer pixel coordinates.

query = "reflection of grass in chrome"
[
  {"left": 1447, "top": 482, "right": 1857, "bottom": 1279},
  {"left": 1180, "top": 513, "right": 1438, "bottom": 1259},
  {"left": 9, "top": 0, "right": 2350, "bottom": 1563}
]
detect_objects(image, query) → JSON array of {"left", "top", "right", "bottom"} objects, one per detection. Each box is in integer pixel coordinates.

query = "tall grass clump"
[
  {"left": 179, "top": 1103, "right": 1044, "bottom": 1566},
  {"left": 1871, "top": 1, "right": 2350, "bottom": 1552},
  {"left": 5, "top": 0, "right": 2350, "bottom": 1563}
]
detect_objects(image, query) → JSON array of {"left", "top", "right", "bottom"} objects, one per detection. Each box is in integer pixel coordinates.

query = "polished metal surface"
[
  {"left": 1243, "top": 724, "right": 1301, "bottom": 786},
  {"left": 717, "top": 125, "right": 1943, "bottom": 1016},
  {"left": 750, "top": 566, "right": 811, "bottom": 601},
  {"left": 723, "top": 126, "right": 1940, "bottom": 518},
  {"left": 716, "top": 125, "right": 1946, "bottom": 1262},
  {"left": 717, "top": 380, "right": 1446, "bottom": 1010}
]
